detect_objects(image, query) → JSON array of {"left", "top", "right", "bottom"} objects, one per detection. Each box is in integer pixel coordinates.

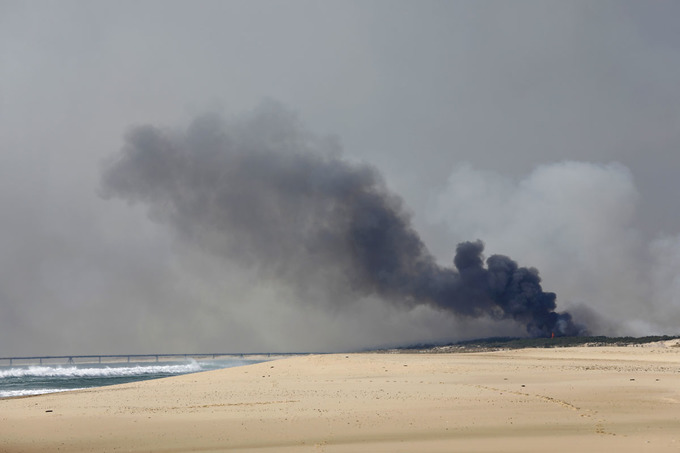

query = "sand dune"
[{"left": 2, "top": 345, "right": 679, "bottom": 452}]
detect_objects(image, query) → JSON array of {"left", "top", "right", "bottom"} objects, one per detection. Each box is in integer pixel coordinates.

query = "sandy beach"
[{"left": 2, "top": 345, "right": 680, "bottom": 452}]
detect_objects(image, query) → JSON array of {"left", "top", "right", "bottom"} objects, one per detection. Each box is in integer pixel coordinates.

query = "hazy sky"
[{"left": 2, "top": 1, "right": 680, "bottom": 355}]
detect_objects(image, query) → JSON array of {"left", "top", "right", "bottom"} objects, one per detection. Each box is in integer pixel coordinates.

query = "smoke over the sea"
[{"left": 101, "top": 102, "right": 584, "bottom": 337}]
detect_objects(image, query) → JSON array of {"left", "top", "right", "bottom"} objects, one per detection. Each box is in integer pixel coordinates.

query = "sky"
[{"left": 1, "top": 1, "right": 680, "bottom": 355}]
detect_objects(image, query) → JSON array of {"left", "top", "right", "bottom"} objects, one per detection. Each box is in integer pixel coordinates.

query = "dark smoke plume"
[{"left": 101, "top": 101, "right": 584, "bottom": 337}]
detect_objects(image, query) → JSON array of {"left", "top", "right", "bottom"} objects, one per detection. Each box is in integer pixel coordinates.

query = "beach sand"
[{"left": 2, "top": 345, "right": 680, "bottom": 452}]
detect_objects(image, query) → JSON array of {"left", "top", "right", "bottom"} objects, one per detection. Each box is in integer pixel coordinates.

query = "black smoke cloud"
[{"left": 101, "top": 102, "right": 584, "bottom": 337}]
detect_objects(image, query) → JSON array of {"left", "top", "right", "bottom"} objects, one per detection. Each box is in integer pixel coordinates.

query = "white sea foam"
[
  {"left": 0, "top": 388, "right": 86, "bottom": 398},
  {"left": 0, "top": 361, "right": 202, "bottom": 378}
]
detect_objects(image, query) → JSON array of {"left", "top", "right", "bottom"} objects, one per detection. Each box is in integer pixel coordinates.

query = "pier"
[{"left": 0, "top": 352, "right": 306, "bottom": 367}]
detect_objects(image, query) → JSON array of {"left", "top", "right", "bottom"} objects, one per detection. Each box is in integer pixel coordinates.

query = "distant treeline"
[{"left": 388, "top": 335, "right": 680, "bottom": 352}]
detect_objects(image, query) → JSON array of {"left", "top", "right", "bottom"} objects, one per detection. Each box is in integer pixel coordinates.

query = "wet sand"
[{"left": 2, "top": 345, "right": 680, "bottom": 452}]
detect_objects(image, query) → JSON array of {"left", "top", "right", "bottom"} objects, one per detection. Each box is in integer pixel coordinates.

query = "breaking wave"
[
  {"left": 0, "top": 362, "right": 202, "bottom": 379},
  {"left": 0, "top": 388, "right": 86, "bottom": 398}
]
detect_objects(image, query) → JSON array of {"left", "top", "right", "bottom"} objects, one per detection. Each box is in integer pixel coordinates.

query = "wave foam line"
[
  {"left": 0, "top": 388, "right": 86, "bottom": 398},
  {"left": 0, "top": 361, "right": 202, "bottom": 378}
]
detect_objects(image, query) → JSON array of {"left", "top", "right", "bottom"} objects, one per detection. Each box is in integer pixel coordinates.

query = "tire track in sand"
[{"left": 471, "top": 384, "right": 616, "bottom": 436}]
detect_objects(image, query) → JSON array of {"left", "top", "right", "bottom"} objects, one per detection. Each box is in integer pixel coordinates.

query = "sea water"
[{"left": 0, "top": 356, "right": 270, "bottom": 398}]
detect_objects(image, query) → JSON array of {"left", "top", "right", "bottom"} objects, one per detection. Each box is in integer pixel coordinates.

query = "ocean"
[{"left": 0, "top": 355, "right": 272, "bottom": 398}]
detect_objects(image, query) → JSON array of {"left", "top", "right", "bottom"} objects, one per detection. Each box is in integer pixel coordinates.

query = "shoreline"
[
  {"left": 2, "top": 345, "right": 679, "bottom": 452},
  {"left": 0, "top": 356, "right": 277, "bottom": 401}
]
